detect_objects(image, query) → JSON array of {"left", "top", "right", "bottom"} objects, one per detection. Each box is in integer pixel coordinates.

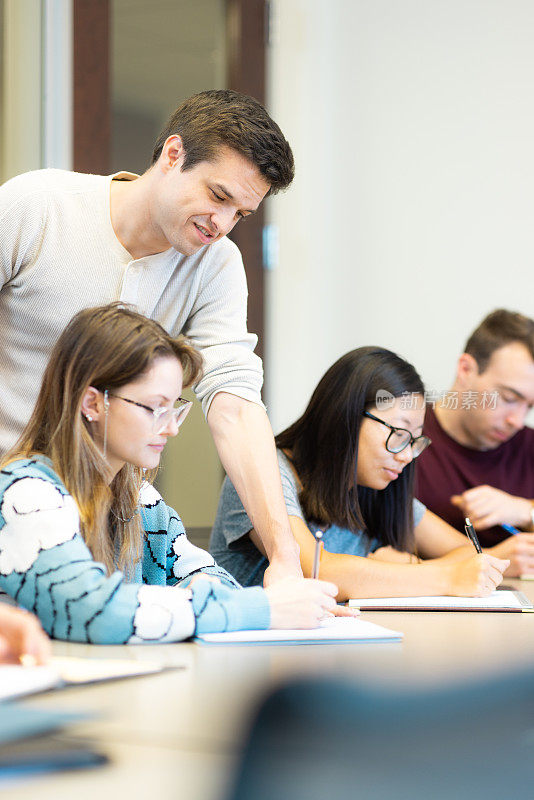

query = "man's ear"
[
  {"left": 81, "top": 387, "right": 103, "bottom": 423},
  {"left": 456, "top": 353, "right": 480, "bottom": 386},
  {"left": 160, "top": 135, "right": 185, "bottom": 172}
]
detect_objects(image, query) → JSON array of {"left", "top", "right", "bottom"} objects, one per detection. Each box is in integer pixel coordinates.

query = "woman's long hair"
[
  {"left": 275, "top": 346, "right": 425, "bottom": 551},
  {"left": 2, "top": 303, "right": 202, "bottom": 575}
]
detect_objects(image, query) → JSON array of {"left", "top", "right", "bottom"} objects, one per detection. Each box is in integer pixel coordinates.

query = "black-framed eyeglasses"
[
  {"left": 107, "top": 392, "right": 192, "bottom": 434},
  {"left": 364, "top": 411, "right": 431, "bottom": 458}
]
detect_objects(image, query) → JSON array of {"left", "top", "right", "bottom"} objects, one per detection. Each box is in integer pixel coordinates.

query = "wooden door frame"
[{"left": 226, "top": 0, "right": 267, "bottom": 364}]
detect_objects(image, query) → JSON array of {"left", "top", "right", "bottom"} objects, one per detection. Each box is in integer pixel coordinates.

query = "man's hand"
[
  {"left": 451, "top": 485, "right": 534, "bottom": 530},
  {"left": 0, "top": 604, "right": 50, "bottom": 665},
  {"left": 489, "top": 535, "right": 534, "bottom": 577},
  {"left": 263, "top": 550, "right": 303, "bottom": 587}
]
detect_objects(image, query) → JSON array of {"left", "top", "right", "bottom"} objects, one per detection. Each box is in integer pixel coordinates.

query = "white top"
[{"left": 0, "top": 168, "right": 264, "bottom": 452}]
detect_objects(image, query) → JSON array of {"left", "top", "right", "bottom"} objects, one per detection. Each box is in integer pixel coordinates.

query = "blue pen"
[{"left": 502, "top": 523, "right": 522, "bottom": 536}]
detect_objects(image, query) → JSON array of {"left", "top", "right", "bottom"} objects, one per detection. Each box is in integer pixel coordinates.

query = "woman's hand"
[
  {"left": 0, "top": 604, "right": 51, "bottom": 665},
  {"left": 447, "top": 554, "right": 509, "bottom": 597},
  {"left": 265, "top": 578, "right": 358, "bottom": 629}
]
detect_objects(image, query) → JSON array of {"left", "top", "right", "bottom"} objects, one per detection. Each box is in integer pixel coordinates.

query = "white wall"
[{"left": 266, "top": 0, "right": 534, "bottom": 433}]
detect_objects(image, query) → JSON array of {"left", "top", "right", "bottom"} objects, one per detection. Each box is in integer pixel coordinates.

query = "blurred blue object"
[
  {"left": 229, "top": 667, "right": 534, "bottom": 800},
  {"left": 502, "top": 523, "right": 521, "bottom": 536},
  {"left": 0, "top": 704, "right": 87, "bottom": 745},
  {"left": 0, "top": 704, "right": 106, "bottom": 785}
]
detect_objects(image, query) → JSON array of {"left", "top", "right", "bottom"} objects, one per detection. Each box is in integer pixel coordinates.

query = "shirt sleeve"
[
  {"left": 0, "top": 173, "right": 47, "bottom": 288},
  {"left": 413, "top": 498, "right": 427, "bottom": 528},
  {"left": 277, "top": 452, "right": 305, "bottom": 520},
  {"left": 181, "top": 238, "right": 264, "bottom": 415},
  {"left": 212, "top": 450, "right": 304, "bottom": 549}
]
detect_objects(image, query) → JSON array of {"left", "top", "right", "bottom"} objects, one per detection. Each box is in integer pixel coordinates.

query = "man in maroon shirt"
[{"left": 417, "top": 309, "right": 534, "bottom": 571}]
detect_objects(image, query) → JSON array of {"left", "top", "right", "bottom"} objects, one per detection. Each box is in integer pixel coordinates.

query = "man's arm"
[{"left": 207, "top": 392, "right": 302, "bottom": 585}]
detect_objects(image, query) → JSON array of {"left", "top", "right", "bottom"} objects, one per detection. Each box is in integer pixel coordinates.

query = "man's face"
[
  {"left": 459, "top": 342, "right": 534, "bottom": 450},
  {"left": 152, "top": 143, "right": 270, "bottom": 256}
]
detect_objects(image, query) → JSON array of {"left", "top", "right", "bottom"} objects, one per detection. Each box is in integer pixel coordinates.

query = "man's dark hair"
[
  {"left": 275, "top": 347, "right": 425, "bottom": 552},
  {"left": 464, "top": 309, "right": 534, "bottom": 373},
  {"left": 151, "top": 89, "right": 294, "bottom": 194}
]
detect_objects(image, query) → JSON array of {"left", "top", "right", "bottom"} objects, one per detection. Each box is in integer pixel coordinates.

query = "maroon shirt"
[{"left": 416, "top": 406, "right": 534, "bottom": 547}]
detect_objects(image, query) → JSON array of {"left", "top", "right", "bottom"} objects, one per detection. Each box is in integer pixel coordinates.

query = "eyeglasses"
[
  {"left": 363, "top": 411, "right": 431, "bottom": 458},
  {"left": 107, "top": 392, "right": 192, "bottom": 433}
]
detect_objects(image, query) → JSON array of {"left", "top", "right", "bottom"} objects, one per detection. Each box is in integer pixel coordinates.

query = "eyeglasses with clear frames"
[
  {"left": 107, "top": 392, "right": 192, "bottom": 434},
  {"left": 363, "top": 411, "right": 431, "bottom": 458}
]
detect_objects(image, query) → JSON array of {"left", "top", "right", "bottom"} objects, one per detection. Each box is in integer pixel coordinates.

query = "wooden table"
[{"left": 8, "top": 579, "right": 534, "bottom": 799}]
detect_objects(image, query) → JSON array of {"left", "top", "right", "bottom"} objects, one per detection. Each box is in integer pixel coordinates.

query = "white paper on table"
[
  {"left": 0, "top": 656, "right": 166, "bottom": 702},
  {"left": 348, "top": 589, "right": 532, "bottom": 610},
  {"left": 195, "top": 616, "right": 403, "bottom": 645}
]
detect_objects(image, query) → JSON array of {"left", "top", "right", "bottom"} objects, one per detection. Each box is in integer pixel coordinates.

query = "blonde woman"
[{"left": 0, "top": 305, "right": 341, "bottom": 643}]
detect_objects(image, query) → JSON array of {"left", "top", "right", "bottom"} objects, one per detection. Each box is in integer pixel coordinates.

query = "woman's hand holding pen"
[{"left": 447, "top": 553, "right": 509, "bottom": 597}]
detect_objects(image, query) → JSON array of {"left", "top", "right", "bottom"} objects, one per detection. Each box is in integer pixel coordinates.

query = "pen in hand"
[
  {"left": 312, "top": 530, "right": 323, "bottom": 579},
  {"left": 464, "top": 517, "right": 482, "bottom": 554}
]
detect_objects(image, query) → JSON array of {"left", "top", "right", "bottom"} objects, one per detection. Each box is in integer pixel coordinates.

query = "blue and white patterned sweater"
[{"left": 0, "top": 457, "right": 270, "bottom": 644}]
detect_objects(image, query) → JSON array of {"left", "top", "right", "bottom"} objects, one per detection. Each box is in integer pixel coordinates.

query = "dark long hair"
[{"left": 275, "top": 347, "right": 425, "bottom": 551}]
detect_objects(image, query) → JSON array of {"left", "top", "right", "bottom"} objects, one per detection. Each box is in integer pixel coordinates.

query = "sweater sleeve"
[
  {"left": 181, "top": 239, "right": 265, "bottom": 415},
  {"left": 139, "top": 483, "right": 241, "bottom": 589},
  {"left": 0, "top": 174, "right": 48, "bottom": 287},
  {"left": 0, "top": 471, "right": 197, "bottom": 644},
  {"left": 190, "top": 578, "right": 270, "bottom": 635}
]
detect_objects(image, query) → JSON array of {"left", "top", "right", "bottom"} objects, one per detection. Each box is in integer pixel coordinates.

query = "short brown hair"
[
  {"left": 151, "top": 89, "right": 294, "bottom": 194},
  {"left": 465, "top": 309, "right": 534, "bottom": 372}
]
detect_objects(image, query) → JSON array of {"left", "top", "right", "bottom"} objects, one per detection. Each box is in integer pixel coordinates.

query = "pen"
[
  {"left": 502, "top": 523, "right": 521, "bottom": 536},
  {"left": 464, "top": 517, "right": 482, "bottom": 554},
  {"left": 312, "top": 530, "right": 323, "bottom": 579}
]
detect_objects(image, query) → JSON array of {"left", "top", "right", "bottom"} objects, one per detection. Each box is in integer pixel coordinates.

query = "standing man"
[
  {"left": 0, "top": 90, "right": 300, "bottom": 585},
  {"left": 417, "top": 309, "right": 534, "bottom": 569}
]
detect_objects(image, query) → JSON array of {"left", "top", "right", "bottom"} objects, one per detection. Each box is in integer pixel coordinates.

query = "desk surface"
[{"left": 8, "top": 579, "right": 534, "bottom": 799}]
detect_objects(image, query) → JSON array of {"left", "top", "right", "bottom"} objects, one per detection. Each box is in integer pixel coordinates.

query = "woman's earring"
[
  {"left": 103, "top": 390, "right": 109, "bottom": 459},
  {"left": 85, "top": 413, "right": 93, "bottom": 422}
]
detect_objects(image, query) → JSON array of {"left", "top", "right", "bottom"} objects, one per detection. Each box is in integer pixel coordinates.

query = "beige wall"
[
  {"left": 266, "top": 0, "right": 534, "bottom": 433},
  {"left": 1, "top": 0, "right": 42, "bottom": 182}
]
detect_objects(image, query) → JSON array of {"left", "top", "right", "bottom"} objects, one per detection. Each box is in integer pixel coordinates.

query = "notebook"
[
  {"left": 196, "top": 616, "right": 403, "bottom": 645},
  {"left": 0, "top": 656, "right": 168, "bottom": 702},
  {"left": 348, "top": 589, "right": 533, "bottom": 612}
]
